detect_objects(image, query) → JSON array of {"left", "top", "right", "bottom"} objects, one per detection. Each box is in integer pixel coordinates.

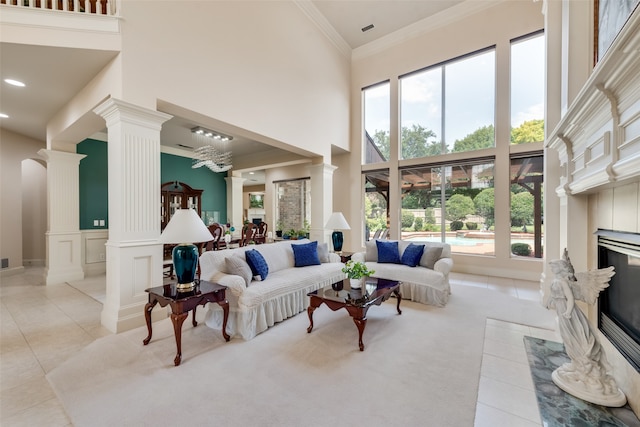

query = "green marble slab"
[{"left": 523, "top": 336, "right": 640, "bottom": 427}]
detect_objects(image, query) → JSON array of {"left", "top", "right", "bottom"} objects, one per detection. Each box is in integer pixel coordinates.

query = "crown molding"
[
  {"left": 352, "top": 0, "right": 504, "bottom": 61},
  {"left": 293, "top": 0, "right": 352, "bottom": 59}
]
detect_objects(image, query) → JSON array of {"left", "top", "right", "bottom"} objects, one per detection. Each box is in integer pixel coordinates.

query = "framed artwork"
[
  {"left": 202, "top": 210, "right": 219, "bottom": 225},
  {"left": 594, "top": 0, "right": 640, "bottom": 65}
]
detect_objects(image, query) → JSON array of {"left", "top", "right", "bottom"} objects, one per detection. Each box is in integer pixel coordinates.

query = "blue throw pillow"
[
  {"left": 377, "top": 240, "right": 400, "bottom": 264},
  {"left": 401, "top": 243, "right": 425, "bottom": 267},
  {"left": 292, "top": 241, "right": 321, "bottom": 267},
  {"left": 245, "top": 249, "right": 269, "bottom": 281}
]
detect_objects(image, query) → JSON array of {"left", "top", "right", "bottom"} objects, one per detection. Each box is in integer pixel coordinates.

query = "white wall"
[
  {"left": 21, "top": 158, "right": 47, "bottom": 266},
  {"left": 0, "top": 129, "right": 46, "bottom": 274},
  {"left": 347, "top": 1, "right": 545, "bottom": 279},
  {"left": 116, "top": 1, "right": 350, "bottom": 163}
]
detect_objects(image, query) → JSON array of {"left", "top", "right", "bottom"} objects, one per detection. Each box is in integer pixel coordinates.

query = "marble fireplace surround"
[{"left": 547, "top": 8, "right": 640, "bottom": 417}]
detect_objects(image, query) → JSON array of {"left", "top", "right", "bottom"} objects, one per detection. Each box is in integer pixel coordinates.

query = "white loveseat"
[
  {"left": 199, "top": 240, "right": 345, "bottom": 340},
  {"left": 351, "top": 240, "right": 453, "bottom": 307}
]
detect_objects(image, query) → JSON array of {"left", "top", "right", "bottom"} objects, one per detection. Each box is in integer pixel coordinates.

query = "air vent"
[
  {"left": 361, "top": 24, "right": 374, "bottom": 32},
  {"left": 177, "top": 144, "right": 193, "bottom": 149}
]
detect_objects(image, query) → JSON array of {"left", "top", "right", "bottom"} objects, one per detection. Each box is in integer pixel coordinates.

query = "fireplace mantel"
[{"left": 548, "top": 8, "right": 640, "bottom": 196}]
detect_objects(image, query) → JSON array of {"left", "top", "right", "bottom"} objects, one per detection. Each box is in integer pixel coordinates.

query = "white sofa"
[
  {"left": 199, "top": 240, "right": 345, "bottom": 340},
  {"left": 351, "top": 240, "right": 453, "bottom": 307}
]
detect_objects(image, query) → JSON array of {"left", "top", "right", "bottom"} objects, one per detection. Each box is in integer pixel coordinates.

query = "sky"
[{"left": 364, "top": 33, "right": 544, "bottom": 148}]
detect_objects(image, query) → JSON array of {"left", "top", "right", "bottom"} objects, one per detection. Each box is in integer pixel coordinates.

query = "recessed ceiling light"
[
  {"left": 0, "top": 113, "right": 8, "bottom": 118},
  {"left": 4, "top": 78, "right": 25, "bottom": 87}
]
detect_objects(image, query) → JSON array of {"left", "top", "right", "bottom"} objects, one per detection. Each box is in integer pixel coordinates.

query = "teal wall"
[
  {"left": 78, "top": 139, "right": 108, "bottom": 230},
  {"left": 77, "top": 139, "right": 227, "bottom": 230},
  {"left": 160, "top": 152, "right": 227, "bottom": 224}
]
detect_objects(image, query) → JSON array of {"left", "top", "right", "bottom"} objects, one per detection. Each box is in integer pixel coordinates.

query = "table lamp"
[
  {"left": 325, "top": 212, "right": 350, "bottom": 252},
  {"left": 160, "top": 208, "right": 213, "bottom": 291}
]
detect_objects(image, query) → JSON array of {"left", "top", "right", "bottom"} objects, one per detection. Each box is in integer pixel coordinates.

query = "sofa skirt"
[
  {"left": 399, "top": 280, "right": 450, "bottom": 307},
  {"left": 205, "top": 271, "right": 345, "bottom": 340}
]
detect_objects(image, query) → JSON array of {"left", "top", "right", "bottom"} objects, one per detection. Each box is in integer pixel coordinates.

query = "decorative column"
[
  {"left": 37, "top": 149, "right": 86, "bottom": 285},
  {"left": 225, "top": 174, "right": 245, "bottom": 232},
  {"left": 93, "top": 98, "right": 171, "bottom": 333},
  {"left": 309, "top": 163, "right": 336, "bottom": 246}
]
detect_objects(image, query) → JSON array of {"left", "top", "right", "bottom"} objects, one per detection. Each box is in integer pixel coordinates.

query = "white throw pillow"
[
  {"left": 317, "top": 242, "right": 330, "bottom": 263},
  {"left": 224, "top": 254, "right": 253, "bottom": 286}
]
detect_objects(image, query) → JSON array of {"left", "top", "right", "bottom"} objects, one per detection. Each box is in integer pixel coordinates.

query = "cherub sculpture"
[{"left": 546, "top": 249, "right": 626, "bottom": 406}]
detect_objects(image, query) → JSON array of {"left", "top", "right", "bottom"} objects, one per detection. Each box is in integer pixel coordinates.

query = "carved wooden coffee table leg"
[
  {"left": 307, "top": 305, "right": 317, "bottom": 333},
  {"left": 352, "top": 317, "right": 367, "bottom": 351},
  {"left": 395, "top": 289, "right": 402, "bottom": 314},
  {"left": 143, "top": 300, "right": 158, "bottom": 345},
  {"left": 171, "top": 312, "right": 188, "bottom": 366}
]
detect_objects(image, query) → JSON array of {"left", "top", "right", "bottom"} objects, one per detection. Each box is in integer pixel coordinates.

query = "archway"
[{"left": 21, "top": 158, "right": 46, "bottom": 267}]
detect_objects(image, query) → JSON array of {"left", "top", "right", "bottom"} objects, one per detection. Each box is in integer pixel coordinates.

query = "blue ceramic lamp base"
[
  {"left": 332, "top": 231, "right": 344, "bottom": 252},
  {"left": 172, "top": 243, "right": 199, "bottom": 291}
]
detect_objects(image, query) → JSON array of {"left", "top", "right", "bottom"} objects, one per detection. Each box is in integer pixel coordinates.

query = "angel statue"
[{"left": 546, "top": 249, "right": 627, "bottom": 407}]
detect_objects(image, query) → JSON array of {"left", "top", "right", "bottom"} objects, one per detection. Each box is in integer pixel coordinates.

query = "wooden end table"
[
  {"left": 143, "top": 280, "right": 229, "bottom": 366},
  {"left": 307, "top": 278, "right": 401, "bottom": 351}
]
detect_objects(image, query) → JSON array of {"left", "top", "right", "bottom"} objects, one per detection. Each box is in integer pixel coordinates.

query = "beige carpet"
[{"left": 47, "top": 284, "right": 555, "bottom": 427}]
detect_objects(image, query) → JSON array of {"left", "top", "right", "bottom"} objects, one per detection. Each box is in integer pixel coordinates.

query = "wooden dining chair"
[
  {"left": 239, "top": 223, "right": 258, "bottom": 246},
  {"left": 254, "top": 222, "right": 268, "bottom": 244},
  {"left": 206, "top": 223, "right": 224, "bottom": 250}
]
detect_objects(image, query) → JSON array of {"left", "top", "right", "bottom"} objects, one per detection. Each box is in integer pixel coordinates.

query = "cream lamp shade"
[
  {"left": 325, "top": 212, "right": 350, "bottom": 252},
  {"left": 160, "top": 209, "right": 213, "bottom": 291},
  {"left": 325, "top": 212, "right": 351, "bottom": 230}
]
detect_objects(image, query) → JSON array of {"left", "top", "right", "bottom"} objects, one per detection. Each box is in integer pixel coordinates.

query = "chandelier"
[{"left": 191, "top": 126, "right": 233, "bottom": 173}]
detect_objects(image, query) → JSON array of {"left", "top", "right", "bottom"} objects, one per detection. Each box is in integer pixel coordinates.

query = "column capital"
[
  {"left": 93, "top": 98, "right": 172, "bottom": 130},
  {"left": 37, "top": 149, "right": 86, "bottom": 165},
  {"left": 309, "top": 163, "right": 338, "bottom": 177}
]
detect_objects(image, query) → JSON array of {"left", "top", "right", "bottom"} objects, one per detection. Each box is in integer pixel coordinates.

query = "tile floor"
[{"left": 0, "top": 268, "right": 558, "bottom": 426}]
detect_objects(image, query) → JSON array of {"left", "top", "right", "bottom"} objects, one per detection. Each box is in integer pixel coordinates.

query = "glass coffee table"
[{"left": 307, "top": 278, "right": 401, "bottom": 351}]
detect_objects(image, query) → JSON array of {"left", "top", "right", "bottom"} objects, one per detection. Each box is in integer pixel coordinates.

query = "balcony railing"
[{"left": 1, "top": 0, "right": 116, "bottom": 16}]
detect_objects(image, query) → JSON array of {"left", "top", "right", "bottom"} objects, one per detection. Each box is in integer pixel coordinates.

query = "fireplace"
[{"left": 597, "top": 230, "right": 640, "bottom": 373}]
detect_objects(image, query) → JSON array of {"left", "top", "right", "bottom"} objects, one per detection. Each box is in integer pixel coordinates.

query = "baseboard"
[{"left": 0, "top": 266, "right": 26, "bottom": 277}]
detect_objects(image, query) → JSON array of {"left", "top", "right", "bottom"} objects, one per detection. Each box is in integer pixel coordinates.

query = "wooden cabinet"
[{"left": 161, "top": 181, "right": 203, "bottom": 230}]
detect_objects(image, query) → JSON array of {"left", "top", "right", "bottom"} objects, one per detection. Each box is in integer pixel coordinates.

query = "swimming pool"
[
  {"left": 406, "top": 235, "right": 535, "bottom": 246},
  {"left": 407, "top": 236, "right": 492, "bottom": 246}
]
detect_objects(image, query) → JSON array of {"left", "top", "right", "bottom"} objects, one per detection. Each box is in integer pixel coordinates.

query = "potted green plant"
[
  {"left": 341, "top": 260, "right": 375, "bottom": 289},
  {"left": 276, "top": 221, "right": 284, "bottom": 238}
]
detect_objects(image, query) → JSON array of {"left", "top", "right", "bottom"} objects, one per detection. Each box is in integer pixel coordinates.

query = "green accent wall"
[
  {"left": 78, "top": 139, "right": 108, "bottom": 230},
  {"left": 160, "top": 152, "right": 227, "bottom": 224},
  {"left": 77, "top": 139, "right": 227, "bottom": 230}
]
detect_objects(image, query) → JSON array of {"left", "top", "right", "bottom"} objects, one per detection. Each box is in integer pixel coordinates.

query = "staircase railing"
[{"left": 1, "top": 0, "right": 116, "bottom": 16}]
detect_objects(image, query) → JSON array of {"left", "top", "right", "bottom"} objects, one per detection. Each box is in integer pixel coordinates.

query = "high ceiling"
[
  {"left": 1, "top": 1, "right": 465, "bottom": 184},
  {"left": 311, "top": 0, "right": 462, "bottom": 49}
]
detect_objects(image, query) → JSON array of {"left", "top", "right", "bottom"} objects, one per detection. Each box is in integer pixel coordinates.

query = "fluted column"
[
  {"left": 37, "top": 149, "right": 86, "bottom": 285},
  {"left": 225, "top": 174, "right": 245, "bottom": 233},
  {"left": 309, "top": 163, "right": 337, "bottom": 247},
  {"left": 93, "top": 98, "right": 171, "bottom": 333}
]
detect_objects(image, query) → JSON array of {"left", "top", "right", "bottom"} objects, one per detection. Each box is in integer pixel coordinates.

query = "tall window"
[
  {"left": 510, "top": 154, "right": 543, "bottom": 258},
  {"left": 363, "top": 82, "right": 390, "bottom": 164},
  {"left": 400, "top": 48, "right": 495, "bottom": 159},
  {"left": 400, "top": 68, "right": 442, "bottom": 158},
  {"left": 400, "top": 160, "right": 495, "bottom": 255},
  {"left": 363, "top": 170, "right": 389, "bottom": 241},
  {"left": 510, "top": 32, "right": 545, "bottom": 144},
  {"left": 275, "top": 178, "right": 310, "bottom": 235}
]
